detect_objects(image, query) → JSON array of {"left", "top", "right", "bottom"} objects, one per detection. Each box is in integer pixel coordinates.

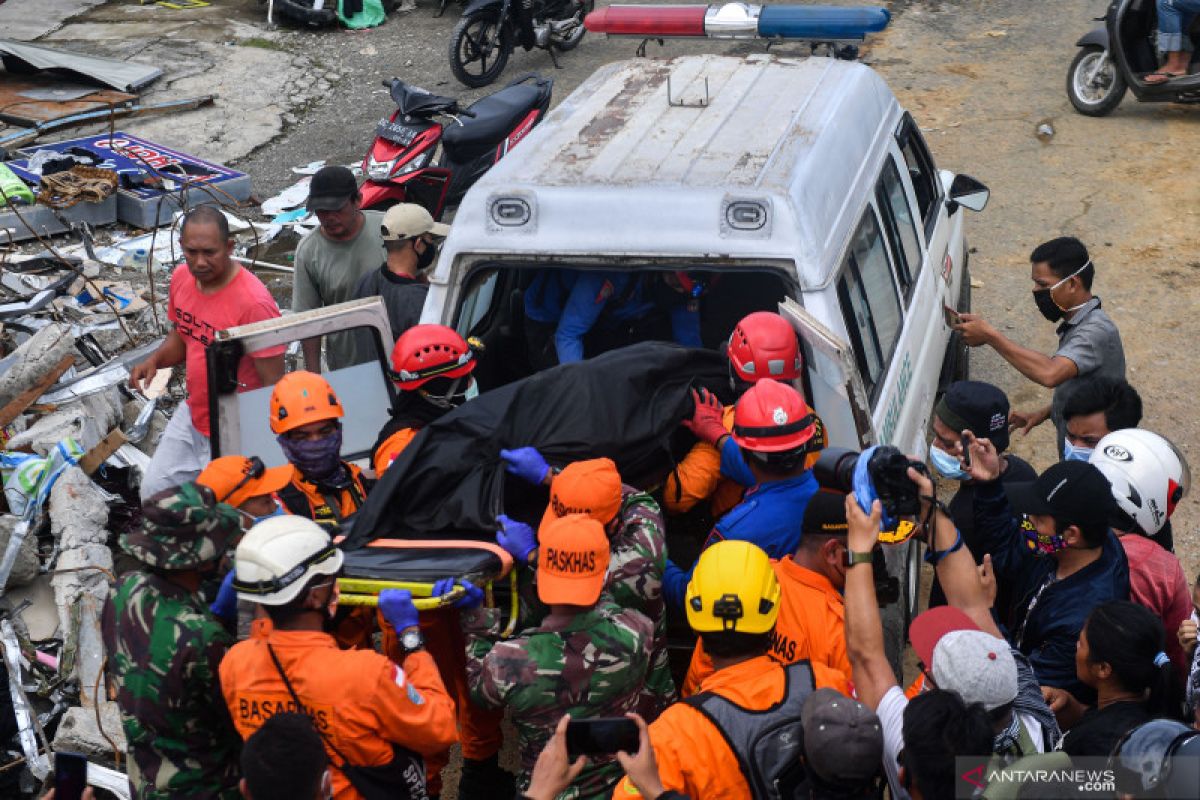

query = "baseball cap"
[
  {"left": 540, "top": 458, "right": 623, "bottom": 530},
  {"left": 802, "top": 688, "right": 884, "bottom": 786},
  {"left": 197, "top": 455, "right": 293, "bottom": 509},
  {"left": 381, "top": 203, "right": 450, "bottom": 241},
  {"left": 1005, "top": 460, "right": 1115, "bottom": 528},
  {"left": 802, "top": 490, "right": 849, "bottom": 536},
  {"left": 536, "top": 514, "right": 610, "bottom": 605},
  {"left": 305, "top": 166, "right": 358, "bottom": 212},
  {"left": 936, "top": 380, "right": 1011, "bottom": 453},
  {"left": 909, "top": 606, "right": 1018, "bottom": 711}
]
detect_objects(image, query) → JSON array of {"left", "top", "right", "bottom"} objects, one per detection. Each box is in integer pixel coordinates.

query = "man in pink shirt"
[
  {"left": 1089, "top": 428, "right": 1193, "bottom": 673},
  {"left": 131, "top": 206, "right": 285, "bottom": 499}
]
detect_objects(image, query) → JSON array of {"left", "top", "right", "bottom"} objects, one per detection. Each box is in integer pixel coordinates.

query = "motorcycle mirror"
[{"left": 947, "top": 173, "right": 990, "bottom": 213}]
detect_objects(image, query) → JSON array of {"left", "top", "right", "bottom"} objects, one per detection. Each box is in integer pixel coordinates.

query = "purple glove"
[
  {"left": 433, "top": 577, "right": 484, "bottom": 609},
  {"left": 379, "top": 588, "right": 419, "bottom": 631},
  {"left": 501, "top": 447, "right": 550, "bottom": 485},
  {"left": 496, "top": 514, "right": 538, "bottom": 564},
  {"left": 682, "top": 388, "right": 727, "bottom": 445},
  {"left": 209, "top": 569, "right": 238, "bottom": 624}
]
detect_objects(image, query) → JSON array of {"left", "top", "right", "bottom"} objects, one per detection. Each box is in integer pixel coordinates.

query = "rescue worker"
[
  {"left": 681, "top": 490, "right": 854, "bottom": 696},
  {"left": 373, "top": 323, "right": 478, "bottom": 475},
  {"left": 613, "top": 540, "right": 849, "bottom": 799},
  {"left": 663, "top": 378, "right": 823, "bottom": 612},
  {"left": 270, "top": 371, "right": 372, "bottom": 531},
  {"left": 495, "top": 451, "right": 674, "bottom": 716},
  {"left": 458, "top": 514, "right": 654, "bottom": 798},
  {"left": 219, "top": 515, "right": 457, "bottom": 800},
  {"left": 197, "top": 455, "right": 293, "bottom": 527},
  {"left": 101, "top": 483, "right": 244, "bottom": 800},
  {"left": 665, "top": 310, "right": 816, "bottom": 516}
]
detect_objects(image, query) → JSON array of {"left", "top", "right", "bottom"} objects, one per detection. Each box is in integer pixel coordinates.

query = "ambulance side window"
[
  {"left": 876, "top": 158, "right": 923, "bottom": 302},
  {"left": 896, "top": 115, "right": 942, "bottom": 239},
  {"left": 836, "top": 210, "right": 903, "bottom": 399}
]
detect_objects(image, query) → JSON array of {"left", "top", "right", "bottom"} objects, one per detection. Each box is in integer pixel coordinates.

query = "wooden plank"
[
  {"left": 0, "top": 353, "right": 75, "bottom": 428},
  {"left": 79, "top": 427, "right": 127, "bottom": 475},
  {"left": 0, "top": 79, "right": 135, "bottom": 127}
]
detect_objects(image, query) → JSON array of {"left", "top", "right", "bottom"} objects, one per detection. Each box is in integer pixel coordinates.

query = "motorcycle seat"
[
  {"left": 442, "top": 83, "right": 543, "bottom": 162},
  {"left": 390, "top": 80, "right": 458, "bottom": 117}
]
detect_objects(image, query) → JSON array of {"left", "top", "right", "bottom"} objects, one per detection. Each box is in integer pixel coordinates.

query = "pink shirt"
[
  {"left": 1120, "top": 533, "right": 1193, "bottom": 673},
  {"left": 168, "top": 264, "right": 285, "bottom": 436}
]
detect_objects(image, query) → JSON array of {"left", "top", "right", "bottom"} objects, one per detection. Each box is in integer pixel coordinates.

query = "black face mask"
[
  {"left": 1033, "top": 288, "right": 1064, "bottom": 322},
  {"left": 415, "top": 239, "right": 438, "bottom": 271}
]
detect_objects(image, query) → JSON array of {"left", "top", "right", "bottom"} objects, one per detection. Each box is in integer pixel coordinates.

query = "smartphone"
[
  {"left": 54, "top": 751, "right": 88, "bottom": 800},
  {"left": 960, "top": 434, "right": 972, "bottom": 468},
  {"left": 943, "top": 304, "right": 962, "bottom": 326},
  {"left": 566, "top": 718, "right": 639, "bottom": 758}
]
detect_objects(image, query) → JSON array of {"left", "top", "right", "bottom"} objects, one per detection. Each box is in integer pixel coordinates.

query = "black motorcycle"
[
  {"left": 1068, "top": 0, "right": 1200, "bottom": 116},
  {"left": 448, "top": 0, "right": 591, "bottom": 88}
]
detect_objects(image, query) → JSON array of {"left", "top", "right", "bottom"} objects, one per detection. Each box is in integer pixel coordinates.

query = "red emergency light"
[
  {"left": 584, "top": 5, "right": 707, "bottom": 37},
  {"left": 584, "top": 3, "right": 890, "bottom": 41}
]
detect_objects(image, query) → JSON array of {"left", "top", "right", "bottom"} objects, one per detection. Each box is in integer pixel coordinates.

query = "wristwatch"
[
  {"left": 399, "top": 627, "right": 425, "bottom": 654},
  {"left": 844, "top": 550, "right": 874, "bottom": 568}
]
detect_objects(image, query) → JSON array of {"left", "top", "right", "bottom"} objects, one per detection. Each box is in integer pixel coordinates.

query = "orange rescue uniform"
[
  {"left": 219, "top": 628, "right": 457, "bottom": 800},
  {"left": 373, "top": 427, "right": 418, "bottom": 476},
  {"left": 613, "top": 655, "right": 848, "bottom": 800},
  {"left": 681, "top": 557, "right": 852, "bottom": 696},
  {"left": 663, "top": 406, "right": 744, "bottom": 517},
  {"left": 278, "top": 463, "right": 371, "bottom": 532}
]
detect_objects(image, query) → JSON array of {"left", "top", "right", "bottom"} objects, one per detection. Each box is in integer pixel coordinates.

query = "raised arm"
[
  {"left": 843, "top": 494, "right": 896, "bottom": 711},
  {"left": 955, "top": 314, "right": 1078, "bottom": 388}
]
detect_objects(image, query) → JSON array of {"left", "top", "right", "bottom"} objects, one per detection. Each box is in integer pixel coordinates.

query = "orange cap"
[
  {"left": 269, "top": 371, "right": 344, "bottom": 434},
  {"left": 540, "top": 458, "right": 623, "bottom": 530},
  {"left": 536, "top": 514, "right": 610, "bottom": 606},
  {"left": 196, "top": 456, "right": 293, "bottom": 508}
]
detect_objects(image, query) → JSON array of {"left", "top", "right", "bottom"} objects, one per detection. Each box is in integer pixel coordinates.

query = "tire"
[
  {"left": 1067, "top": 45, "right": 1127, "bottom": 117},
  {"left": 449, "top": 11, "right": 512, "bottom": 88},
  {"left": 550, "top": 0, "right": 592, "bottom": 51}
]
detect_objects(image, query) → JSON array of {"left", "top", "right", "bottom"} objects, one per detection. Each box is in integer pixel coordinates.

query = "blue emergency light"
[{"left": 584, "top": 3, "right": 890, "bottom": 41}]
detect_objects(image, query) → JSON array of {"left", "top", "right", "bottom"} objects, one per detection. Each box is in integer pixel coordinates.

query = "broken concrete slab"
[
  {"left": 0, "top": 516, "right": 39, "bottom": 590},
  {"left": 0, "top": 323, "right": 75, "bottom": 412},
  {"left": 52, "top": 702, "right": 127, "bottom": 760},
  {"left": 0, "top": 0, "right": 108, "bottom": 41},
  {"left": 7, "top": 390, "right": 121, "bottom": 455}
]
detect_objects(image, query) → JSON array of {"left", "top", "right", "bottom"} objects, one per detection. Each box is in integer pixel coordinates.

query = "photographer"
[{"left": 964, "top": 434, "right": 1129, "bottom": 705}]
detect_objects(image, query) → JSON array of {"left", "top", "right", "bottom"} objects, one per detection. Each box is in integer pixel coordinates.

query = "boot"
[{"left": 457, "top": 755, "right": 515, "bottom": 800}]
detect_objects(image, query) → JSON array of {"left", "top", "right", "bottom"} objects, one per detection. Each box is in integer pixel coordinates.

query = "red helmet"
[
  {"left": 727, "top": 312, "right": 801, "bottom": 384},
  {"left": 390, "top": 324, "right": 476, "bottom": 391},
  {"left": 731, "top": 379, "right": 819, "bottom": 453}
]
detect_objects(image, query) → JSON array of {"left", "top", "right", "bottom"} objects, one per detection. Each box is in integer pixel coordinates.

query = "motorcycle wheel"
[
  {"left": 449, "top": 11, "right": 512, "bottom": 88},
  {"left": 1067, "top": 45, "right": 1127, "bottom": 117},
  {"left": 550, "top": 0, "right": 593, "bottom": 51}
]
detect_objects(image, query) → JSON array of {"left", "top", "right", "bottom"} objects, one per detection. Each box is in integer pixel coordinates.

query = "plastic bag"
[
  {"left": 339, "top": 0, "right": 385, "bottom": 28},
  {"left": 0, "top": 164, "right": 34, "bottom": 208},
  {"left": 0, "top": 439, "right": 84, "bottom": 519}
]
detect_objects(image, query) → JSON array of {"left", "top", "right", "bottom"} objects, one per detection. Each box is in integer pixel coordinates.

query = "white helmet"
[
  {"left": 1089, "top": 429, "right": 1190, "bottom": 536},
  {"left": 233, "top": 515, "right": 344, "bottom": 606}
]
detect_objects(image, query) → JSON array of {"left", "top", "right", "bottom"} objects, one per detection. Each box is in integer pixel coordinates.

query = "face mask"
[
  {"left": 237, "top": 502, "right": 285, "bottom": 529},
  {"left": 415, "top": 238, "right": 438, "bottom": 271},
  {"left": 278, "top": 428, "right": 344, "bottom": 483},
  {"left": 1062, "top": 441, "right": 1093, "bottom": 462},
  {"left": 929, "top": 444, "right": 970, "bottom": 481},
  {"left": 464, "top": 378, "right": 479, "bottom": 401},
  {"left": 1032, "top": 260, "right": 1091, "bottom": 322},
  {"left": 1020, "top": 515, "right": 1066, "bottom": 554}
]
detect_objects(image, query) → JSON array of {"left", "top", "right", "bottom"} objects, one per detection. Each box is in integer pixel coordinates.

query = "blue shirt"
[{"left": 663, "top": 471, "right": 819, "bottom": 612}]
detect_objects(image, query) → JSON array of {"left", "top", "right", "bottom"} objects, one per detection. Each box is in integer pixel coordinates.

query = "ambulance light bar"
[{"left": 584, "top": 3, "right": 890, "bottom": 40}]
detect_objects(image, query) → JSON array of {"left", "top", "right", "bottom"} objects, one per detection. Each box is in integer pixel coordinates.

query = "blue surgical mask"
[
  {"left": 1062, "top": 441, "right": 1093, "bottom": 462},
  {"left": 464, "top": 378, "right": 479, "bottom": 401},
  {"left": 929, "top": 444, "right": 969, "bottom": 481},
  {"left": 238, "top": 502, "right": 286, "bottom": 529}
]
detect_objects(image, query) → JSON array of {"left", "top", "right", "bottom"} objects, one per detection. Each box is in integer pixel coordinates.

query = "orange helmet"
[
  {"left": 269, "top": 371, "right": 344, "bottom": 435},
  {"left": 390, "top": 324, "right": 476, "bottom": 391}
]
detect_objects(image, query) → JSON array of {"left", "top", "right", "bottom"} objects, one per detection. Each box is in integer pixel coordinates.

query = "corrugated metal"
[{"left": 0, "top": 39, "right": 162, "bottom": 93}]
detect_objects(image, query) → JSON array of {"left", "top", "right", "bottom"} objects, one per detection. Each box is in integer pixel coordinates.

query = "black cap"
[
  {"left": 936, "top": 381, "right": 1010, "bottom": 453},
  {"left": 803, "top": 490, "right": 849, "bottom": 536},
  {"left": 1005, "top": 460, "right": 1115, "bottom": 527},
  {"left": 305, "top": 165, "right": 358, "bottom": 212}
]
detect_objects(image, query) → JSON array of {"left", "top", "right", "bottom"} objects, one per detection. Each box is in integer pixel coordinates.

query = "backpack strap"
[{"left": 266, "top": 643, "right": 356, "bottom": 770}]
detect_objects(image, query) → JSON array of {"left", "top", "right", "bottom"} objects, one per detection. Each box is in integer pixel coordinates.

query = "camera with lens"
[{"left": 814, "top": 445, "right": 930, "bottom": 524}]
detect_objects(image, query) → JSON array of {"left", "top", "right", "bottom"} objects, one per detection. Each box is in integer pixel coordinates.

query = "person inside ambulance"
[
  {"left": 219, "top": 515, "right": 458, "bottom": 800},
  {"left": 662, "top": 379, "right": 823, "bottom": 614},
  {"left": 269, "top": 371, "right": 372, "bottom": 531},
  {"left": 666, "top": 310, "right": 825, "bottom": 518},
  {"left": 521, "top": 270, "right": 704, "bottom": 369},
  {"left": 373, "top": 324, "right": 478, "bottom": 476},
  {"left": 612, "top": 540, "right": 853, "bottom": 800}
]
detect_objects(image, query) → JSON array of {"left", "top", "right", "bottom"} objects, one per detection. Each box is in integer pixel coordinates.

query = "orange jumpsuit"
[
  {"left": 613, "top": 655, "right": 848, "bottom": 799},
  {"left": 278, "top": 463, "right": 371, "bottom": 533},
  {"left": 682, "top": 557, "right": 852, "bottom": 696},
  {"left": 663, "top": 407, "right": 745, "bottom": 517},
  {"left": 219, "top": 628, "right": 457, "bottom": 800}
]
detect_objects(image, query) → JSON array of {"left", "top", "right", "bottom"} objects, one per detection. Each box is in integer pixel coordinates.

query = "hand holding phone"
[
  {"left": 959, "top": 433, "right": 972, "bottom": 468},
  {"left": 943, "top": 304, "right": 962, "bottom": 326},
  {"left": 53, "top": 751, "right": 88, "bottom": 800},
  {"left": 566, "top": 718, "right": 639, "bottom": 758}
]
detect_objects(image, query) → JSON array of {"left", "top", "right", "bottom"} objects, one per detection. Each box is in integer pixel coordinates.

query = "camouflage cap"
[{"left": 120, "top": 482, "right": 243, "bottom": 570}]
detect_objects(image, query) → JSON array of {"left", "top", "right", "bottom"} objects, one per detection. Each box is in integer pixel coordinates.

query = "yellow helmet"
[{"left": 685, "top": 540, "right": 780, "bottom": 634}]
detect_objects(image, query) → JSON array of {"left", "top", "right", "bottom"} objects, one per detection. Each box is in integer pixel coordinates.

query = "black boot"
[{"left": 458, "top": 755, "right": 516, "bottom": 800}]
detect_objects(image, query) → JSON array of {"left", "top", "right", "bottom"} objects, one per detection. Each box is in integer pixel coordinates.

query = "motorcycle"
[
  {"left": 1068, "top": 0, "right": 1200, "bottom": 116},
  {"left": 360, "top": 73, "right": 553, "bottom": 216},
  {"left": 448, "top": 0, "right": 592, "bottom": 88}
]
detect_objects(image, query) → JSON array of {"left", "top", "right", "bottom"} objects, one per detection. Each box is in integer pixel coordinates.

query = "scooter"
[
  {"left": 448, "top": 0, "right": 592, "bottom": 88},
  {"left": 360, "top": 73, "right": 553, "bottom": 216},
  {"left": 1068, "top": 0, "right": 1200, "bottom": 116}
]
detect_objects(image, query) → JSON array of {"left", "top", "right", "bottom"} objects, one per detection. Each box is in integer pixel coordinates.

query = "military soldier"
[
  {"left": 101, "top": 482, "right": 244, "bottom": 799},
  {"left": 455, "top": 514, "right": 653, "bottom": 799}
]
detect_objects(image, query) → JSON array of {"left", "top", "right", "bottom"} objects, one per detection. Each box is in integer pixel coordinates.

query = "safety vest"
[
  {"left": 683, "top": 661, "right": 815, "bottom": 800},
  {"left": 279, "top": 463, "right": 371, "bottom": 532}
]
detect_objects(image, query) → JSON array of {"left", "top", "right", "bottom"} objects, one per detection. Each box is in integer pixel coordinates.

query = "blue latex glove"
[
  {"left": 433, "top": 577, "right": 484, "bottom": 610},
  {"left": 496, "top": 514, "right": 538, "bottom": 564},
  {"left": 379, "top": 588, "right": 419, "bottom": 631},
  {"left": 501, "top": 447, "right": 550, "bottom": 485},
  {"left": 209, "top": 569, "right": 238, "bottom": 624}
]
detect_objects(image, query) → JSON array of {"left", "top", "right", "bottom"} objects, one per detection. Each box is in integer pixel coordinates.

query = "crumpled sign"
[{"left": 0, "top": 438, "right": 85, "bottom": 520}]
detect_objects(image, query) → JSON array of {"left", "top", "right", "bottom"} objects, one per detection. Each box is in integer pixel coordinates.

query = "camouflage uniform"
[
  {"left": 101, "top": 483, "right": 244, "bottom": 800},
  {"left": 463, "top": 596, "right": 653, "bottom": 800}
]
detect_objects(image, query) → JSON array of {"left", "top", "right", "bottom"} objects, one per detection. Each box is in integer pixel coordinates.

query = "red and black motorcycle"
[{"left": 360, "top": 73, "right": 553, "bottom": 216}]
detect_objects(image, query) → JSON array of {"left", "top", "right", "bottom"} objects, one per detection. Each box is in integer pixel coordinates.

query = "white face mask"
[{"left": 1048, "top": 260, "right": 1092, "bottom": 314}]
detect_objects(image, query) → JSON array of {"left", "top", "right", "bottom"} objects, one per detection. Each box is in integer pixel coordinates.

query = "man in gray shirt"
[
  {"left": 352, "top": 203, "right": 446, "bottom": 344},
  {"left": 293, "top": 165, "right": 386, "bottom": 370},
  {"left": 953, "top": 237, "right": 1125, "bottom": 456}
]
